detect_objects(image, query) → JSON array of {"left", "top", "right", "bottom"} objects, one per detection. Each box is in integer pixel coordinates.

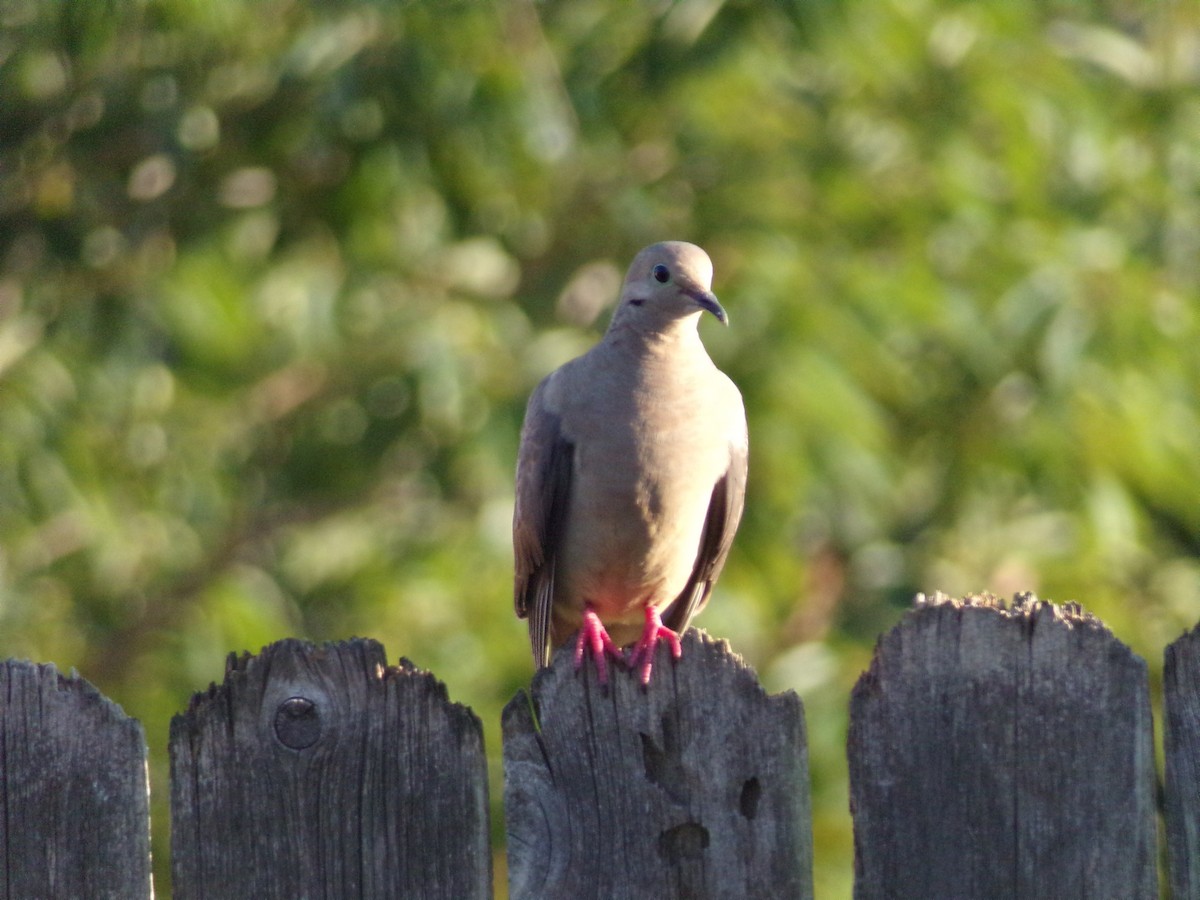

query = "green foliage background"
[{"left": 2, "top": 0, "right": 1197, "bottom": 894}]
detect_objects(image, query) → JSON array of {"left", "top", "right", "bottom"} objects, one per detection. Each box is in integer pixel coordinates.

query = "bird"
[{"left": 512, "top": 241, "right": 748, "bottom": 686}]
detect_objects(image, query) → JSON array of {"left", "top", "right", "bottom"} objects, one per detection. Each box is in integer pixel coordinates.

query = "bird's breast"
[{"left": 554, "top": 362, "right": 730, "bottom": 622}]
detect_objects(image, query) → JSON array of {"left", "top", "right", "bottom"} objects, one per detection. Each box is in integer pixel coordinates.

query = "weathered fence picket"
[
  {"left": 1165, "top": 623, "right": 1200, "bottom": 898},
  {"left": 502, "top": 628, "right": 812, "bottom": 900},
  {"left": 0, "top": 660, "right": 152, "bottom": 900},
  {"left": 168, "top": 638, "right": 492, "bottom": 899},
  {"left": 848, "top": 593, "right": 1157, "bottom": 899},
  {"left": 0, "top": 595, "right": 1198, "bottom": 897}
]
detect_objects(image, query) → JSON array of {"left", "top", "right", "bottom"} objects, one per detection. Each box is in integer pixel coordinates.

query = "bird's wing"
[
  {"left": 513, "top": 377, "right": 574, "bottom": 668},
  {"left": 663, "top": 434, "right": 748, "bottom": 633}
]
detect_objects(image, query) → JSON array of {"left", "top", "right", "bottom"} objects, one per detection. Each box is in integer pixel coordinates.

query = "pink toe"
[
  {"left": 629, "top": 605, "right": 683, "bottom": 686},
  {"left": 575, "top": 606, "right": 622, "bottom": 686}
]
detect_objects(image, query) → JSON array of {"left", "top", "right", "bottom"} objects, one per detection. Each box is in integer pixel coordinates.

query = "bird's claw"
[
  {"left": 574, "top": 606, "right": 624, "bottom": 686},
  {"left": 627, "top": 606, "right": 682, "bottom": 686}
]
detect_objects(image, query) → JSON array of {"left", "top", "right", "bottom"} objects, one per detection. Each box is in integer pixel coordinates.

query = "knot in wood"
[{"left": 274, "top": 696, "right": 321, "bottom": 749}]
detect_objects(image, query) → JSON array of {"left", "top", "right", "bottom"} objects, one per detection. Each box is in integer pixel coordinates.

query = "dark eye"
[{"left": 652, "top": 264, "right": 670, "bottom": 283}]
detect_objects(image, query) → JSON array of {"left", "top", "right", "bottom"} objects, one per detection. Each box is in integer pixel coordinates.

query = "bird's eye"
[{"left": 652, "top": 264, "right": 670, "bottom": 283}]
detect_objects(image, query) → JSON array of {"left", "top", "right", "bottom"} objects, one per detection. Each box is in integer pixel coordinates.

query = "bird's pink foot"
[
  {"left": 574, "top": 605, "right": 623, "bottom": 686},
  {"left": 627, "top": 605, "right": 682, "bottom": 686}
]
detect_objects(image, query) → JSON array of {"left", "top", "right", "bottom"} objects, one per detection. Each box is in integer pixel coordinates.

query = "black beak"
[{"left": 690, "top": 289, "right": 728, "bottom": 326}]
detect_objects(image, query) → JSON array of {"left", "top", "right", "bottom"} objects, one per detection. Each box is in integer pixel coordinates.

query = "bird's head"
[{"left": 613, "top": 241, "right": 727, "bottom": 331}]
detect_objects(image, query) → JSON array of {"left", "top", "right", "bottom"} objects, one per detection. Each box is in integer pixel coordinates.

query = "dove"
[{"left": 512, "top": 241, "right": 747, "bottom": 686}]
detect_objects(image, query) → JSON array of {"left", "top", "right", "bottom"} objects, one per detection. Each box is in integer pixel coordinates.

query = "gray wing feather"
[
  {"left": 512, "top": 381, "right": 574, "bottom": 668},
  {"left": 663, "top": 439, "right": 748, "bottom": 634}
]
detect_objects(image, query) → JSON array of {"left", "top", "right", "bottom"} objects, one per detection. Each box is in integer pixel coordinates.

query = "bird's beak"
[{"left": 689, "top": 289, "right": 728, "bottom": 326}]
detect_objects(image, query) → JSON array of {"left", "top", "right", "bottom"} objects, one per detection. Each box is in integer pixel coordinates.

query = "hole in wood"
[
  {"left": 739, "top": 776, "right": 761, "bottom": 819},
  {"left": 640, "top": 731, "right": 665, "bottom": 783},
  {"left": 639, "top": 728, "right": 686, "bottom": 802},
  {"left": 658, "top": 821, "right": 709, "bottom": 863}
]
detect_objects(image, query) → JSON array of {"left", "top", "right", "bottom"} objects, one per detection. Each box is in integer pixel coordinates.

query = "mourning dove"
[{"left": 513, "top": 241, "right": 748, "bottom": 686}]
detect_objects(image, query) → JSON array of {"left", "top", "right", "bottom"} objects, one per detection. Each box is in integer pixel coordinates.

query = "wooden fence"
[{"left": 2, "top": 592, "right": 1198, "bottom": 898}]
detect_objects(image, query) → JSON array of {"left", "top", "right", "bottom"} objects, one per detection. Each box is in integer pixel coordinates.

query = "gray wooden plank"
[
  {"left": 169, "top": 637, "right": 491, "bottom": 899},
  {"left": 0, "top": 659, "right": 152, "bottom": 899},
  {"left": 848, "top": 592, "right": 1156, "bottom": 900},
  {"left": 1165, "top": 622, "right": 1200, "bottom": 897},
  {"left": 503, "top": 628, "right": 812, "bottom": 900}
]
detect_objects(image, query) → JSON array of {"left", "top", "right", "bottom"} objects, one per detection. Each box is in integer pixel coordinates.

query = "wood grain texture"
[
  {"left": 0, "top": 660, "right": 152, "bottom": 899},
  {"left": 503, "top": 628, "right": 811, "bottom": 900},
  {"left": 1165, "top": 622, "right": 1200, "bottom": 898},
  {"left": 848, "top": 593, "right": 1156, "bottom": 900},
  {"left": 170, "top": 638, "right": 491, "bottom": 899}
]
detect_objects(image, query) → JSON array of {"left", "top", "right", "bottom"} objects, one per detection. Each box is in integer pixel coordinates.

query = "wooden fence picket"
[
  {"left": 0, "top": 660, "right": 152, "bottom": 899},
  {"left": 848, "top": 593, "right": 1157, "bottom": 900},
  {"left": 502, "top": 629, "right": 813, "bottom": 900},
  {"left": 168, "top": 638, "right": 492, "bottom": 899},
  {"left": 1165, "top": 624, "right": 1200, "bottom": 898}
]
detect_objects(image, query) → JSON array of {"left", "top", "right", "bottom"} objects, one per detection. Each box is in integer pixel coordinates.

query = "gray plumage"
[{"left": 513, "top": 241, "right": 748, "bottom": 682}]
